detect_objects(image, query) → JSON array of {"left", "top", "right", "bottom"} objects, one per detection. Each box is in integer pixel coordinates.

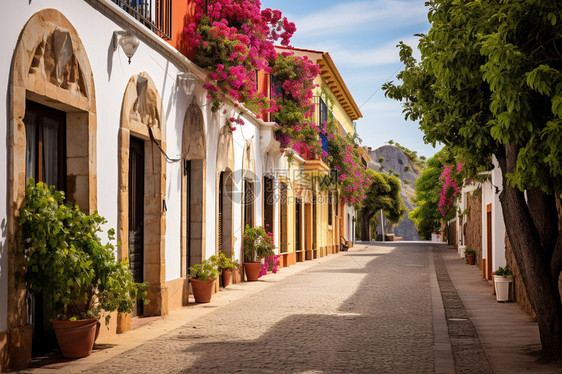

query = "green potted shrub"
[
  {"left": 494, "top": 266, "right": 513, "bottom": 302},
  {"left": 465, "top": 249, "right": 476, "bottom": 265},
  {"left": 20, "top": 180, "right": 147, "bottom": 358},
  {"left": 188, "top": 257, "right": 219, "bottom": 303},
  {"left": 217, "top": 252, "right": 239, "bottom": 287},
  {"left": 243, "top": 225, "right": 275, "bottom": 281}
]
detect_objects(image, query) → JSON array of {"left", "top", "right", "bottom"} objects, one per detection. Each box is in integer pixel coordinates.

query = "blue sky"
[{"left": 261, "top": 0, "right": 440, "bottom": 159}]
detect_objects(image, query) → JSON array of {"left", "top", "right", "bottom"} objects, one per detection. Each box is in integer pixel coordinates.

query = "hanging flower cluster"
[
  {"left": 438, "top": 163, "right": 463, "bottom": 218},
  {"left": 271, "top": 52, "right": 322, "bottom": 156},
  {"left": 259, "top": 255, "right": 281, "bottom": 277},
  {"left": 320, "top": 89, "right": 373, "bottom": 206},
  {"left": 184, "top": 0, "right": 296, "bottom": 113},
  {"left": 334, "top": 144, "right": 374, "bottom": 205}
]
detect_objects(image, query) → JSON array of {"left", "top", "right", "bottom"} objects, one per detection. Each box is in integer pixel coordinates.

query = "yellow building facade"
[{"left": 273, "top": 47, "right": 363, "bottom": 268}]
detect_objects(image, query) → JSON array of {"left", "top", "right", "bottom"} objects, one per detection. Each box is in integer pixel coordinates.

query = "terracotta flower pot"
[
  {"left": 466, "top": 253, "right": 476, "bottom": 265},
  {"left": 190, "top": 278, "right": 215, "bottom": 303},
  {"left": 222, "top": 269, "right": 232, "bottom": 287},
  {"left": 244, "top": 262, "right": 262, "bottom": 281},
  {"left": 51, "top": 318, "right": 99, "bottom": 358}
]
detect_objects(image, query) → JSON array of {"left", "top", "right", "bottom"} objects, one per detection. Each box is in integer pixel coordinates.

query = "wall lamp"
[
  {"left": 177, "top": 72, "right": 197, "bottom": 96},
  {"left": 113, "top": 31, "right": 140, "bottom": 64}
]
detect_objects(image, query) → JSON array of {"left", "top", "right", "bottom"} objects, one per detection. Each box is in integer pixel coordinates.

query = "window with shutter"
[
  {"left": 218, "top": 172, "right": 224, "bottom": 252},
  {"left": 264, "top": 176, "right": 274, "bottom": 229},
  {"left": 328, "top": 192, "right": 333, "bottom": 226},
  {"left": 244, "top": 180, "right": 255, "bottom": 228},
  {"left": 24, "top": 100, "right": 66, "bottom": 191}
]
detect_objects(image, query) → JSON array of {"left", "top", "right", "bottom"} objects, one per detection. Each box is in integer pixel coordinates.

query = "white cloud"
[
  {"left": 330, "top": 35, "right": 422, "bottom": 68},
  {"left": 293, "top": 0, "right": 428, "bottom": 37}
]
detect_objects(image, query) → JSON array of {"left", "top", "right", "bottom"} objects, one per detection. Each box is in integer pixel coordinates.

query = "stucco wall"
[
  {"left": 0, "top": 0, "right": 269, "bottom": 297},
  {"left": 445, "top": 219, "right": 457, "bottom": 249},
  {"left": 464, "top": 189, "right": 482, "bottom": 269}
]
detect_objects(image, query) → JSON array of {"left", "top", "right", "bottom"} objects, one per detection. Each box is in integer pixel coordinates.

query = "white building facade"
[{"left": 0, "top": 1, "right": 290, "bottom": 369}]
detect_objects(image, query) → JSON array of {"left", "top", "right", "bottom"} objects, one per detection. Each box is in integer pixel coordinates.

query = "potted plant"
[
  {"left": 243, "top": 225, "right": 275, "bottom": 281},
  {"left": 20, "top": 180, "right": 147, "bottom": 358},
  {"left": 217, "top": 252, "right": 239, "bottom": 287},
  {"left": 465, "top": 249, "right": 476, "bottom": 265},
  {"left": 494, "top": 266, "right": 513, "bottom": 302},
  {"left": 188, "top": 257, "right": 219, "bottom": 303}
]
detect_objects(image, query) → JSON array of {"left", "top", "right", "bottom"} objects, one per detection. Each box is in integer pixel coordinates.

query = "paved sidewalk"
[
  {"left": 438, "top": 244, "right": 562, "bottom": 374},
  {"left": 23, "top": 247, "right": 368, "bottom": 373}
]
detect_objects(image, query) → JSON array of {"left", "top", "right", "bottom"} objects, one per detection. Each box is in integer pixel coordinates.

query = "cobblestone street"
[
  {"left": 25, "top": 242, "right": 562, "bottom": 374},
  {"left": 82, "top": 243, "right": 434, "bottom": 373}
]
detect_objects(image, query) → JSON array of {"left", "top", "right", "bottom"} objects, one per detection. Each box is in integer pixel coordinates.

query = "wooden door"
[
  {"left": 295, "top": 198, "right": 302, "bottom": 260},
  {"left": 486, "top": 204, "right": 493, "bottom": 280},
  {"left": 129, "top": 136, "right": 145, "bottom": 316},
  {"left": 185, "top": 160, "right": 192, "bottom": 271},
  {"left": 24, "top": 100, "right": 66, "bottom": 355},
  {"left": 218, "top": 172, "right": 224, "bottom": 252},
  {"left": 279, "top": 182, "right": 288, "bottom": 253},
  {"left": 263, "top": 176, "right": 274, "bottom": 230}
]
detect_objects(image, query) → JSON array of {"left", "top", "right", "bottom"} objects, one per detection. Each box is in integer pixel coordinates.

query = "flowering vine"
[
  {"left": 322, "top": 88, "right": 373, "bottom": 205},
  {"left": 438, "top": 163, "right": 463, "bottom": 218},
  {"left": 184, "top": 0, "right": 296, "bottom": 114},
  {"left": 270, "top": 51, "right": 322, "bottom": 156}
]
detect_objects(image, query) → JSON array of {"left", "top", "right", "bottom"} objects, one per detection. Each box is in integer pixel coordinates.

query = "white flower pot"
[
  {"left": 494, "top": 275, "right": 513, "bottom": 301},
  {"left": 459, "top": 245, "right": 466, "bottom": 258}
]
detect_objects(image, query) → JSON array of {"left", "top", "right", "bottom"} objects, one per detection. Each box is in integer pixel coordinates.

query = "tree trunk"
[
  {"left": 360, "top": 212, "right": 372, "bottom": 242},
  {"left": 497, "top": 144, "right": 562, "bottom": 359}
]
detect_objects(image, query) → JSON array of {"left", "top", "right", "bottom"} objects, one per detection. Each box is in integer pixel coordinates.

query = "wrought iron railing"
[{"left": 113, "top": 0, "right": 172, "bottom": 40}]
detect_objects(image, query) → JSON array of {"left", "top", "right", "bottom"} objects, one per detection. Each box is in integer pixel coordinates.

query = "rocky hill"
[{"left": 366, "top": 145, "right": 421, "bottom": 241}]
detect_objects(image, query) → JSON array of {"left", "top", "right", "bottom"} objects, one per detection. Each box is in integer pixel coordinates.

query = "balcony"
[{"left": 113, "top": 0, "right": 172, "bottom": 40}]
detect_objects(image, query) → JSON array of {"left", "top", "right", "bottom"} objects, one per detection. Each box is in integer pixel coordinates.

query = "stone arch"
[
  {"left": 181, "top": 104, "right": 206, "bottom": 278},
  {"left": 6, "top": 9, "right": 97, "bottom": 369},
  {"left": 117, "top": 72, "right": 167, "bottom": 320},
  {"left": 216, "top": 125, "right": 235, "bottom": 260}
]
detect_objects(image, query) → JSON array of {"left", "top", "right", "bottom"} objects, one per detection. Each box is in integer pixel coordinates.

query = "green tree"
[
  {"left": 383, "top": 0, "right": 562, "bottom": 358},
  {"left": 359, "top": 170, "right": 407, "bottom": 241},
  {"left": 409, "top": 149, "right": 453, "bottom": 239}
]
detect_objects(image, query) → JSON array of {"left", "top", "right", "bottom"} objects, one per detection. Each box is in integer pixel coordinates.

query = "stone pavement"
[
  {"left": 21, "top": 242, "right": 562, "bottom": 373},
  {"left": 437, "top": 244, "right": 562, "bottom": 374}
]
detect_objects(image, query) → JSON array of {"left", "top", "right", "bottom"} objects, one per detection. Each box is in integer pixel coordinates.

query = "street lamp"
[{"left": 113, "top": 30, "right": 140, "bottom": 64}]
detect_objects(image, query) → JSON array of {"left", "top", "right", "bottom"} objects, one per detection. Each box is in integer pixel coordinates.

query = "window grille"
[{"left": 113, "top": 0, "right": 172, "bottom": 39}]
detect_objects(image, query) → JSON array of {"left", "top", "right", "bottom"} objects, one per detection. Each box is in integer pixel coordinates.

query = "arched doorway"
[
  {"left": 242, "top": 139, "right": 257, "bottom": 230},
  {"left": 216, "top": 125, "right": 234, "bottom": 263},
  {"left": 117, "top": 72, "right": 167, "bottom": 322},
  {"left": 181, "top": 104, "right": 206, "bottom": 280},
  {"left": 7, "top": 9, "right": 97, "bottom": 368}
]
